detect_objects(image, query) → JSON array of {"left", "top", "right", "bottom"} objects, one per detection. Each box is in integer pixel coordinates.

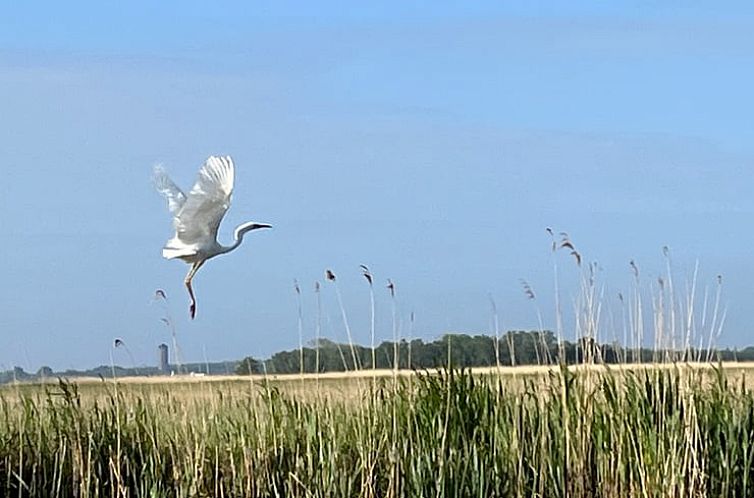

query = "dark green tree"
[{"left": 236, "top": 357, "right": 263, "bottom": 375}]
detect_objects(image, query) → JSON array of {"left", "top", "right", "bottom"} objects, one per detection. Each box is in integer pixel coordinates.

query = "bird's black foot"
[{"left": 190, "top": 302, "right": 196, "bottom": 320}]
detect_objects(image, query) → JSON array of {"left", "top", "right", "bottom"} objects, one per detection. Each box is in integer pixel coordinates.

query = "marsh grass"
[
  {"left": 2, "top": 366, "right": 754, "bottom": 497},
  {"left": 1, "top": 240, "right": 743, "bottom": 496}
]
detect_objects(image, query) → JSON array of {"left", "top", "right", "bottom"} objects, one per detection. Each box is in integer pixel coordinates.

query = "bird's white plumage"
[
  {"left": 153, "top": 165, "right": 187, "bottom": 215},
  {"left": 155, "top": 155, "right": 235, "bottom": 260}
]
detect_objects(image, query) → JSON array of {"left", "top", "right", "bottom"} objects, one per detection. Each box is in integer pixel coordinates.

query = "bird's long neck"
[{"left": 220, "top": 222, "right": 268, "bottom": 254}]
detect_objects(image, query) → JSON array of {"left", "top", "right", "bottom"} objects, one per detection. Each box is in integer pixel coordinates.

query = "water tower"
[{"left": 158, "top": 343, "right": 169, "bottom": 373}]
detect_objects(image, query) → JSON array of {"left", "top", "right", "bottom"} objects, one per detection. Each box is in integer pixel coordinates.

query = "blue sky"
[{"left": 2, "top": 2, "right": 754, "bottom": 371}]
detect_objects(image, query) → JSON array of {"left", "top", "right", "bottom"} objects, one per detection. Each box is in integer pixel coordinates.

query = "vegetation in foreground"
[
  {"left": 0, "top": 239, "right": 736, "bottom": 497},
  {"left": 2, "top": 365, "right": 754, "bottom": 497}
]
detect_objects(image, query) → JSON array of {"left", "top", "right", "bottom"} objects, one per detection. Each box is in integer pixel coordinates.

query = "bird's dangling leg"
[{"left": 184, "top": 260, "right": 205, "bottom": 319}]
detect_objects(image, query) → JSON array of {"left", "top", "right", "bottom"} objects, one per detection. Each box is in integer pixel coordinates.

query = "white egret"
[{"left": 154, "top": 155, "right": 271, "bottom": 319}]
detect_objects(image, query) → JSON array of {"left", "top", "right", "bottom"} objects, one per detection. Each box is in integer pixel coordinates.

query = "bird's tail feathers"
[{"left": 162, "top": 246, "right": 196, "bottom": 260}]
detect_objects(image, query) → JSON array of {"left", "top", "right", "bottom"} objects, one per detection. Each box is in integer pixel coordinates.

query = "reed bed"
[
  {"left": 1, "top": 364, "right": 754, "bottom": 497},
  {"left": 1, "top": 237, "right": 739, "bottom": 497}
]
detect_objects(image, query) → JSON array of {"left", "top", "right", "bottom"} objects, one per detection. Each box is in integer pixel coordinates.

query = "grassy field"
[{"left": 3, "top": 362, "right": 754, "bottom": 497}]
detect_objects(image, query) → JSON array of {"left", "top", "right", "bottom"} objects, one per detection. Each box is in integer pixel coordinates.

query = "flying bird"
[{"left": 154, "top": 155, "right": 271, "bottom": 319}]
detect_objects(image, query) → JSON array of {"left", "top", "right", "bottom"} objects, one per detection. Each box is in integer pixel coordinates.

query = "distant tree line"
[
  {"left": 0, "top": 361, "right": 240, "bottom": 384},
  {"left": 236, "top": 331, "right": 754, "bottom": 375},
  {"left": 3, "top": 332, "right": 753, "bottom": 383}
]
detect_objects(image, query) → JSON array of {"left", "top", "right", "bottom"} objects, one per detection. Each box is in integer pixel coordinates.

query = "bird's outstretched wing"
[
  {"left": 153, "top": 165, "right": 188, "bottom": 215},
  {"left": 172, "top": 155, "right": 235, "bottom": 246}
]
